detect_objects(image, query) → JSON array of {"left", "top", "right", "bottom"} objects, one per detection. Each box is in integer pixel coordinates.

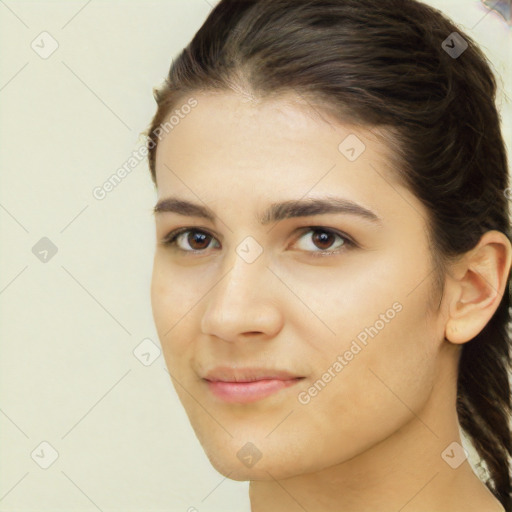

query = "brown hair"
[{"left": 145, "top": 0, "right": 512, "bottom": 508}]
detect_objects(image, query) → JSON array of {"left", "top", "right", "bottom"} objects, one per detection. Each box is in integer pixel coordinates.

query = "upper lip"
[{"left": 203, "top": 366, "right": 304, "bottom": 383}]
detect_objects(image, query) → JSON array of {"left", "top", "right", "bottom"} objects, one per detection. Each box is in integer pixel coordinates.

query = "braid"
[{"left": 457, "top": 281, "right": 512, "bottom": 510}]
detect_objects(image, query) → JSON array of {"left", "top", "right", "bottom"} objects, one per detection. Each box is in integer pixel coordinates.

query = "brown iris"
[
  {"left": 187, "top": 231, "right": 211, "bottom": 250},
  {"left": 311, "top": 230, "right": 337, "bottom": 250}
]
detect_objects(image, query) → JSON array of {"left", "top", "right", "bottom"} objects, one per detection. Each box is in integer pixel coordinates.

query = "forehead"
[{"left": 153, "top": 91, "right": 423, "bottom": 225}]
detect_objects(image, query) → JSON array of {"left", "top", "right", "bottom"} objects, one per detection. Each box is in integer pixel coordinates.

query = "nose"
[{"left": 200, "top": 249, "right": 284, "bottom": 342}]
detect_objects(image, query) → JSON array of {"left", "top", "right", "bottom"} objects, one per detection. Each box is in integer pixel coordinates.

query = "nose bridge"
[
  {"left": 215, "top": 231, "right": 270, "bottom": 301},
  {"left": 200, "top": 242, "right": 282, "bottom": 339},
  {"left": 212, "top": 245, "right": 268, "bottom": 313}
]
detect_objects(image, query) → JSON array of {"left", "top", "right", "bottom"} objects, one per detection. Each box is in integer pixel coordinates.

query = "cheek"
[
  {"left": 150, "top": 255, "right": 196, "bottom": 328},
  {"left": 312, "top": 295, "right": 437, "bottom": 450},
  {"left": 296, "top": 259, "right": 439, "bottom": 442},
  {"left": 150, "top": 256, "right": 197, "bottom": 362}
]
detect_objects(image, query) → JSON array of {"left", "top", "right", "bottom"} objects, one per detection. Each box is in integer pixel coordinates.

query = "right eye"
[{"left": 162, "top": 228, "right": 220, "bottom": 253}]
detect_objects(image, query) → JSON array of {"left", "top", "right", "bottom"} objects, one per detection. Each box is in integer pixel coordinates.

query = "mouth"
[{"left": 203, "top": 377, "right": 305, "bottom": 403}]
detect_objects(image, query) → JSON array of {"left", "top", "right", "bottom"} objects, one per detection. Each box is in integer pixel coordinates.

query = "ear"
[{"left": 445, "top": 230, "right": 512, "bottom": 344}]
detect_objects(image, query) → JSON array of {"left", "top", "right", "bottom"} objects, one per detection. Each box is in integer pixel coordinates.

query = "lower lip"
[{"left": 205, "top": 378, "right": 303, "bottom": 403}]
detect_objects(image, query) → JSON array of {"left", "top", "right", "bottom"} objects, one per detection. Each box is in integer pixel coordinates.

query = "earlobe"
[
  {"left": 444, "top": 230, "right": 512, "bottom": 345},
  {"left": 445, "top": 318, "right": 472, "bottom": 344}
]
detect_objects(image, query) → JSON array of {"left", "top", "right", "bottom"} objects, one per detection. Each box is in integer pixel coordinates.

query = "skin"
[{"left": 150, "top": 90, "right": 511, "bottom": 512}]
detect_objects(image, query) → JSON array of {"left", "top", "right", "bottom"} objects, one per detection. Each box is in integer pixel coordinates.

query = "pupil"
[
  {"left": 314, "top": 231, "right": 333, "bottom": 249},
  {"left": 189, "top": 232, "right": 209, "bottom": 249}
]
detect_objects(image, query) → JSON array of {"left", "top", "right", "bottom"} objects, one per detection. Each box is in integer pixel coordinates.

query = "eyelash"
[{"left": 160, "top": 226, "right": 356, "bottom": 258}]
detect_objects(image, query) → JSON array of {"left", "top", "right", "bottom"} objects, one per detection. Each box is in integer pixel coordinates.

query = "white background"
[{"left": 0, "top": 1, "right": 510, "bottom": 511}]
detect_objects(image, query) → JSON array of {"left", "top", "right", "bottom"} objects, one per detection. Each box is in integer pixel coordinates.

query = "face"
[{"left": 150, "top": 91, "right": 447, "bottom": 481}]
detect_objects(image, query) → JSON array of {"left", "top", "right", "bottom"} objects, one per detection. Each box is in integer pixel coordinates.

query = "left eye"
[
  {"left": 294, "top": 227, "right": 352, "bottom": 255},
  {"left": 161, "top": 227, "right": 354, "bottom": 256}
]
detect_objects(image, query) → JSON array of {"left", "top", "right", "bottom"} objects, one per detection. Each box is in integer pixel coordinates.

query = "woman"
[{"left": 145, "top": 1, "right": 512, "bottom": 510}]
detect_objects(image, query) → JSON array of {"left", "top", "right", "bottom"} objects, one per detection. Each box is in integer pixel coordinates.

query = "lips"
[
  {"left": 205, "top": 378, "right": 304, "bottom": 403},
  {"left": 202, "top": 366, "right": 305, "bottom": 403},
  {"left": 203, "top": 366, "right": 303, "bottom": 383}
]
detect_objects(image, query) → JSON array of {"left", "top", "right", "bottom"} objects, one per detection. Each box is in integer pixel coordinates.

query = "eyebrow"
[{"left": 153, "top": 196, "right": 383, "bottom": 226}]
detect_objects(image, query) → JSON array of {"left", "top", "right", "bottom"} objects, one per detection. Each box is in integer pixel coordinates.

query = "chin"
[{"left": 198, "top": 435, "right": 315, "bottom": 482}]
